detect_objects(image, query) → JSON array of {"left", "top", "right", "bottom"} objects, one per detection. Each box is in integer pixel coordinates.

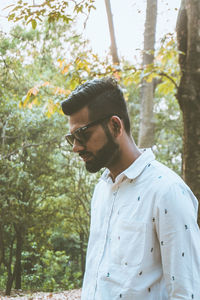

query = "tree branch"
[
  {"left": 158, "top": 71, "right": 179, "bottom": 89},
  {"left": 2, "top": 137, "right": 59, "bottom": 160}
]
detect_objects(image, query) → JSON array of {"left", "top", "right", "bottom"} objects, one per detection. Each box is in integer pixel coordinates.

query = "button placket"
[
  {"left": 94, "top": 186, "right": 119, "bottom": 297},
  {"left": 113, "top": 190, "right": 118, "bottom": 197}
]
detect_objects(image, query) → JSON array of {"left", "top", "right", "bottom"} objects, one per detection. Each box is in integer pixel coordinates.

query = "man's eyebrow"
[{"left": 71, "top": 124, "right": 86, "bottom": 135}]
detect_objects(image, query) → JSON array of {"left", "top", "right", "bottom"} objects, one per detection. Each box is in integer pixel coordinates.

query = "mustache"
[{"left": 79, "top": 151, "right": 92, "bottom": 157}]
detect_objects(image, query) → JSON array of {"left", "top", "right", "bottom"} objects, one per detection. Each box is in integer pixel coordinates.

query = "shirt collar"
[{"left": 101, "top": 148, "right": 155, "bottom": 183}]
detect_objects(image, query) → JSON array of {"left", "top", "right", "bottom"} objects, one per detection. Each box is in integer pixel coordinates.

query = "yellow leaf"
[
  {"left": 53, "top": 87, "right": 71, "bottom": 95},
  {"left": 57, "top": 59, "right": 64, "bottom": 69},
  {"left": 41, "top": 81, "right": 50, "bottom": 87},
  {"left": 113, "top": 71, "right": 121, "bottom": 81},
  {"left": 46, "top": 111, "right": 51, "bottom": 118},
  {"left": 146, "top": 73, "right": 157, "bottom": 83},
  {"left": 28, "top": 102, "right": 33, "bottom": 109},
  {"left": 22, "top": 94, "right": 30, "bottom": 107},
  {"left": 28, "top": 87, "right": 39, "bottom": 96},
  {"left": 61, "top": 66, "right": 69, "bottom": 75},
  {"left": 124, "top": 92, "right": 130, "bottom": 102},
  {"left": 33, "top": 97, "right": 39, "bottom": 105},
  {"left": 48, "top": 100, "right": 54, "bottom": 115},
  {"left": 156, "top": 81, "right": 174, "bottom": 95}
]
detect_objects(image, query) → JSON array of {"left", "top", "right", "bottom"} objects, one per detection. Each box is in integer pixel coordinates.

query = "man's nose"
[{"left": 72, "top": 139, "right": 85, "bottom": 153}]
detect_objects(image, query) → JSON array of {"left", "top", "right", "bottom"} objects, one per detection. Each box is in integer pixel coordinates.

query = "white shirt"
[{"left": 81, "top": 149, "right": 200, "bottom": 300}]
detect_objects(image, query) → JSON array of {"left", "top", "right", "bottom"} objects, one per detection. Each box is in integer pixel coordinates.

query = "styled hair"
[{"left": 61, "top": 77, "right": 131, "bottom": 134}]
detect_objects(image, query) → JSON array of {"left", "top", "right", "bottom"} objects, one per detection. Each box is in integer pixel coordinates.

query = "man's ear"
[{"left": 109, "top": 116, "right": 123, "bottom": 137}]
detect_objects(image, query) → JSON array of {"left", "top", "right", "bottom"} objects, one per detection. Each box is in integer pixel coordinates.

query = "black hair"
[{"left": 61, "top": 77, "right": 131, "bottom": 135}]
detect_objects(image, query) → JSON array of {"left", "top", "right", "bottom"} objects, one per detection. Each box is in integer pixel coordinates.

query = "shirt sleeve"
[{"left": 155, "top": 182, "right": 200, "bottom": 300}]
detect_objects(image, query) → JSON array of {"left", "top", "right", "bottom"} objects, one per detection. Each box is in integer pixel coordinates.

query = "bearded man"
[{"left": 61, "top": 78, "right": 200, "bottom": 300}]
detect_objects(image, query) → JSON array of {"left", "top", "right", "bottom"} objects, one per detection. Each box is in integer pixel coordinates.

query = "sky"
[
  {"left": 0, "top": 0, "right": 181, "bottom": 62},
  {"left": 83, "top": 0, "right": 181, "bottom": 61}
]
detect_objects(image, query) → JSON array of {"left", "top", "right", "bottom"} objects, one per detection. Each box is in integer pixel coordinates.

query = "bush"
[{"left": 22, "top": 250, "right": 82, "bottom": 292}]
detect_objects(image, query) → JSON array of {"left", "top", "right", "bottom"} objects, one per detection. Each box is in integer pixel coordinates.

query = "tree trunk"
[
  {"left": 138, "top": 0, "right": 157, "bottom": 148},
  {"left": 5, "top": 238, "right": 15, "bottom": 295},
  {"left": 6, "top": 270, "right": 15, "bottom": 296},
  {"left": 15, "top": 227, "right": 23, "bottom": 289},
  {"left": 176, "top": 0, "right": 200, "bottom": 224},
  {"left": 79, "top": 232, "right": 85, "bottom": 277},
  {"left": 104, "top": 0, "right": 120, "bottom": 64},
  {"left": 0, "top": 223, "right": 5, "bottom": 266}
]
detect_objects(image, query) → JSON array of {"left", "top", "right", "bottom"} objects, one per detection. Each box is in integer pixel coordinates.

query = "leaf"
[
  {"left": 8, "top": 13, "right": 15, "bottom": 21},
  {"left": 33, "top": 97, "right": 39, "bottom": 105},
  {"left": 113, "top": 71, "right": 121, "bottom": 81},
  {"left": 57, "top": 59, "right": 64, "bottom": 69},
  {"left": 29, "top": 87, "right": 39, "bottom": 96},
  {"left": 22, "top": 94, "right": 30, "bottom": 107},
  {"left": 41, "top": 81, "right": 50, "bottom": 87},
  {"left": 61, "top": 66, "right": 69, "bottom": 75},
  {"left": 31, "top": 19, "right": 37, "bottom": 30},
  {"left": 46, "top": 99, "right": 55, "bottom": 117},
  {"left": 53, "top": 87, "right": 71, "bottom": 95},
  {"left": 146, "top": 72, "right": 157, "bottom": 83},
  {"left": 156, "top": 81, "right": 174, "bottom": 95}
]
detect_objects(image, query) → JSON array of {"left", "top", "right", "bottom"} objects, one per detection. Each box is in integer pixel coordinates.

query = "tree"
[
  {"left": 7, "top": 0, "right": 95, "bottom": 29},
  {"left": 0, "top": 22, "right": 100, "bottom": 294},
  {"left": 0, "top": 96, "right": 63, "bottom": 294},
  {"left": 176, "top": 0, "right": 200, "bottom": 222},
  {"left": 104, "top": 0, "right": 119, "bottom": 64},
  {"left": 138, "top": 0, "right": 157, "bottom": 148}
]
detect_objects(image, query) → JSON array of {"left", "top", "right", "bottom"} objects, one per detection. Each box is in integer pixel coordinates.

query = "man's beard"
[{"left": 80, "top": 137, "right": 120, "bottom": 173}]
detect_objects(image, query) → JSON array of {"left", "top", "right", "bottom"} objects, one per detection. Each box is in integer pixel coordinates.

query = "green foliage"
[
  {"left": 123, "top": 76, "right": 182, "bottom": 175},
  {"left": 0, "top": 269, "right": 7, "bottom": 289},
  {"left": 121, "top": 33, "right": 180, "bottom": 90},
  {"left": 120, "top": 34, "right": 182, "bottom": 174},
  {"left": 154, "top": 92, "right": 183, "bottom": 175},
  {"left": 0, "top": 94, "right": 95, "bottom": 292},
  {"left": 0, "top": 23, "right": 98, "bottom": 292},
  {"left": 6, "top": 0, "right": 96, "bottom": 29},
  {"left": 22, "top": 250, "right": 82, "bottom": 291}
]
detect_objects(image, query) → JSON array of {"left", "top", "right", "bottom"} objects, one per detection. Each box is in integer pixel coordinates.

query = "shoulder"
[
  {"left": 144, "top": 160, "right": 198, "bottom": 216},
  {"left": 150, "top": 161, "right": 198, "bottom": 217}
]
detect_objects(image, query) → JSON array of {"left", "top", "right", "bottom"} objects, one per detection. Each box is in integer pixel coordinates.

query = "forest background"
[{"left": 0, "top": 0, "right": 200, "bottom": 296}]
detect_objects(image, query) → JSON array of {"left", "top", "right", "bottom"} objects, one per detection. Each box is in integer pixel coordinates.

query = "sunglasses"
[{"left": 65, "top": 115, "right": 112, "bottom": 146}]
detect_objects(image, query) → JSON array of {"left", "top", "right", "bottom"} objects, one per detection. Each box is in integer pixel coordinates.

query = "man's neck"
[{"left": 109, "top": 138, "right": 141, "bottom": 182}]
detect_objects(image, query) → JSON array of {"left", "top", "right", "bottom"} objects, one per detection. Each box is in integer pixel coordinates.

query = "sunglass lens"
[{"left": 65, "top": 134, "right": 74, "bottom": 146}]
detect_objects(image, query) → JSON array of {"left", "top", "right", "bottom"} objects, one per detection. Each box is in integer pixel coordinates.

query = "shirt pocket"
[{"left": 111, "top": 221, "right": 146, "bottom": 267}]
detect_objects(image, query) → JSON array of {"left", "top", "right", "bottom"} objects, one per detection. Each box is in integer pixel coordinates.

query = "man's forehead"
[{"left": 69, "top": 106, "right": 89, "bottom": 132}]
